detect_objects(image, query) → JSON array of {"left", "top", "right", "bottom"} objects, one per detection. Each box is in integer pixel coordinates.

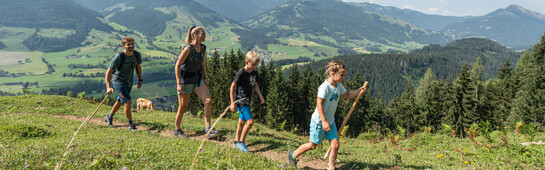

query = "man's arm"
[{"left": 105, "top": 68, "right": 114, "bottom": 95}]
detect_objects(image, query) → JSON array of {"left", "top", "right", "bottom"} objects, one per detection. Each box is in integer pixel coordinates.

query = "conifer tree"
[
  {"left": 394, "top": 79, "right": 419, "bottom": 133},
  {"left": 453, "top": 64, "right": 478, "bottom": 137},
  {"left": 265, "top": 67, "right": 289, "bottom": 128},
  {"left": 511, "top": 33, "right": 545, "bottom": 125}
]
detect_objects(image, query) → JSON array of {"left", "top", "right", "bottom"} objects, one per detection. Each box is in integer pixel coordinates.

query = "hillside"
[
  {"left": 244, "top": 0, "right": 452, "bottom": 53},
  {"left": 349, "top": 2, "right": 467, "bottom": 31},
  {"left": 442, "top": 5, "right": 545, "bottom": 48},
  {"left": 0, "top": 0, "right": 113, "bottom": 52},
  {"left": 2, "top": 94, "right": 545, "bottom": 169},
  {"left": 300, "top": 38, "right": 520, "bottom": 101},
  {"left": 195, "top": 0, "right": 289, "bottom": 22},
  {"left": 70, "top": 0, "right": 124, "bottom": 12}
]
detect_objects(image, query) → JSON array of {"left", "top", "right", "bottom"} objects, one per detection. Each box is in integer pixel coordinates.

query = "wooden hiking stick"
[
  {"left": 55, "top": 94, "right": 110, "bottom": 170},
  {"left": 323, "top": 81, "right": 368, "bottom": 160},
  {"left": 190, "top": 98, "right": 246, "bottom": 170}
]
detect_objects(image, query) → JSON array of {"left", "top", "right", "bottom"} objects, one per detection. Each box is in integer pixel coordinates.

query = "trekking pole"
[
  {"left": 323, "top": 81, "right": 368, "bottom": 160},
  {"left": 190, "top": 98, "right": 246, "bottom": 170},
  {"left": 55, "top": 94, "right": 110, "bottom": 170}
]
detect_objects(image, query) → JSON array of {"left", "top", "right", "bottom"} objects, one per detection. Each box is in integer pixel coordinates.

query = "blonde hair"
[
  {"left": 121, "top": 37, "right": 134, "bottom": 45},
  {"left": 325, "top": 60, "right": 346, "bottom": 77},
  {"left": 246, "top": 51, "right": 260, "bottom": 64},
  {"left": 186, "top": 26, "right": 205, "bottom": 44}
]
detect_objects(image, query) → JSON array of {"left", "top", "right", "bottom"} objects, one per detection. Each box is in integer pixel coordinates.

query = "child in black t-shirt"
[{"left": 229, "top": 51, "right": 265, "bottom": 152}]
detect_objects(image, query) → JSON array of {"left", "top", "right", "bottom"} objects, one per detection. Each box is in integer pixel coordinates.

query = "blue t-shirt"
[
  {"left": 109, "top": 51, "right": 142, "bottom": 86},
  {"left": 311, "top": 80, "right": 347, "bottom": 125}
]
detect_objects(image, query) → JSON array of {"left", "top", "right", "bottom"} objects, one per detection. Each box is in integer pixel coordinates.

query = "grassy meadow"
[{"left": 1, "top": 95, "right": 544, "bottom": 169}]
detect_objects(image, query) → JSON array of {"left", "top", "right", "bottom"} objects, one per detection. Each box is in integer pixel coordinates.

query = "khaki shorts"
[{"left": 178, "top": 79, "right": 205, "bottom": 94}]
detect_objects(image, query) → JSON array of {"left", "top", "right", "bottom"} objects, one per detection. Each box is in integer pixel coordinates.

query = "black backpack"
[
  {"left": 113, "top": 51, "right": 142, "bottom": 74},
  {"left": 173, "top": 44, "right": 206, "bottom": 68}
]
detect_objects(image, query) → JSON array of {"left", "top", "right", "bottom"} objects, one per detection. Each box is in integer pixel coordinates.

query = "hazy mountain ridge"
[
  {"left": 244, "top": 0, "right": 452, "bottom": 53},
  {"left": 442, "top": 5, "right": 545, "bottom": 48},
  {"left": 348, "top": 2, "right": 468, "bottom": 31},
  {"left": 195, "top": 0, "right": 289, "bottom": 22}
]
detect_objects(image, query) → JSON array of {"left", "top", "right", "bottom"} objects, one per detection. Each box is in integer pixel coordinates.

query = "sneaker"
[
  {"left": 233, "top": 141, "right": 239, "bottom": 148},
  {"left": 238, "top": 142, "right": 249, "bottom": 152},
  {"left": 104, "top": 116, "right": 113, "bottom": 127},
  {"left": 128, "top": 124, "right": 137, "bottom": 131},
  {"left": 206, "top": 129, "right": 219, "bottom": 138},
  {"left": 288, "top": 150, "right": 298, "bottom": 167},
  {"left": 174, "top": 129, "right": 187, "bottom": 138}
]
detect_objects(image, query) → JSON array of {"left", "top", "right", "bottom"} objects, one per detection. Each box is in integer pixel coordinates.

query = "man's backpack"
[{"left": 113, "top": 51, "right": 142, "bottom": 74}]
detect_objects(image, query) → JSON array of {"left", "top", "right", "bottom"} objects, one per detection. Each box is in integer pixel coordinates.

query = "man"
[{"left": 104, "top": 37, "right": 142, "bottom": 131}]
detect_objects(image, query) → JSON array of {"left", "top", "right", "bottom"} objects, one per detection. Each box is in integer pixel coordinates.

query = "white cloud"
[
  {"left": 428, "top": 8, "right": 439, "bottom": 12},
  {"left": 402, "top": 5, "right": 416, "bottom": 10}
]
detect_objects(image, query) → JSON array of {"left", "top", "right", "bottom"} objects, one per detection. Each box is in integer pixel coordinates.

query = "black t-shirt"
[{"left": 233, "top": 68, "right": 258, "bottom": 107}]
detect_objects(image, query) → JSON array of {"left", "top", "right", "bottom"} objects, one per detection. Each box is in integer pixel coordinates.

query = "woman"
[{"left": 174, "top": 26, "right": 217, "bottom": 138}]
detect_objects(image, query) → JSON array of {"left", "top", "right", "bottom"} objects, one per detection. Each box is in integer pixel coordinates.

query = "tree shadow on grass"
[
  {"left": 247, "top": 132, "right": 298, "bottom": 152},
  {"left": 137, "top": 121, "right": 169, "bottom": 132},
  {"left": 339, "top": 161, "right": 432, "bottom": 170}
]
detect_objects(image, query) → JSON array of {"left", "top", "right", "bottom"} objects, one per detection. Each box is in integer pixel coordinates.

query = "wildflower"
[
  {"left": 122, "top": 167, "right": 127, "bottom": 170},
  {"left": 440, "top": 154, "right": 443, "bottom": 157},
  {"left": 437, "top": 155, "right": 441, "bottom": 158},
  {"left": 236, "top": 156, "right": 239, "bottom": 158},
  {"left": 281, "top": 165, "right": 285, "bottom": 168},
  {"left": 473, "top": 155, "right": 475, "bottom": 157},
  {"left": 25, "top": 165, "right": 30, "bottom": 168},
  {"left": 444, "top": 150, "right": 449, "bottom": 153},
  {"left": 142, "top": 158, "right": 145, "bottom": 161},
  {"left": 471, "top": 162, "right": 475, "bottom": 164},
  {"left": 464, "top": 161, "right": 469, "bottom": 164},
  {"left": 200, "top": 150, "right": 203, "bottom": 153},
  {"left": 504, "top": 126, "right": 507, "bottom": 129}
]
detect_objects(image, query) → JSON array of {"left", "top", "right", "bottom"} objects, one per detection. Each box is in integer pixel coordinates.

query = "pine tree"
[
  {"left": 265, "top": 67, "right": 289, "bottom": 129},
  {"left": 394, "top": 79, "right": 419, "bottom": 133},
  {"left": 511, "top": 33, "right": 545, "bottom": 126},
  {"left": 453, "top": 64, "right": 478, "bottom": 137}
]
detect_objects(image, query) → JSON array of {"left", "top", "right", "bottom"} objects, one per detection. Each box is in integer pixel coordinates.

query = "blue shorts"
[
  {"left": 237, "top": 106, "right": 253, "bottom": 121},
  {"left": 113, "top": 84, "right": 132, "bottom": 104},
  {"left": 309, "top": 120, "right": 338, "bottom": 144}
]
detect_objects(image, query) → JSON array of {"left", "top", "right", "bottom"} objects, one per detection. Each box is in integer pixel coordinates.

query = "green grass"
[
  {"left": 0, "top": 26, "right": 35, "bottom": 51},
  {"left": 36, "top": 28, "right": 75, "bottom": 38},
  {"left": 2, "top": 95, "right": 544, "bottom": 169},
  {"left": 0, "top": 52, "right": 48, "bottom": 74}
]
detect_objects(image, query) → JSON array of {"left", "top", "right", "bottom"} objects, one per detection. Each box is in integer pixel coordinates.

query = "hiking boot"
[
  {"left": 238, "top": 142, "right": 249, "bottom": 152},
  {"left": 288, "top": 150, "right": 298, "bottom": 167},
  {"left": 174, "top": 129, "right": 187, "bottom": 138},
  {"left": 104, "top": 116, "right": 113, "bottom": 127},
  {"left": 128, "top": 124, "right": 137, "bottom": 131},
  {"left": 206, "top": 128, "right": 219, "bottom": 138}
]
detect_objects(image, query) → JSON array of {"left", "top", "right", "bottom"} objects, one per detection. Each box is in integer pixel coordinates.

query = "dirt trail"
[{"left": 50, "top": 114, "right": 332, "bottom": 170}]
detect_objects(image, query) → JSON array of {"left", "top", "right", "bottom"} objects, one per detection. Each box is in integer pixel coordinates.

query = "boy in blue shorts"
[
  {"left": 230, "top": 51, "right": 265, "bottom": 152},
  {"left": 104, "top": 37, "right": 143, "bottom": 131},
  {"left": 288, "top": 61, "right": 366, "bottom": 169}
]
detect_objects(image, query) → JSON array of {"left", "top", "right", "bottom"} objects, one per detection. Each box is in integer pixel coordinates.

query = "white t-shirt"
[{"left": 311, "top": 80, "right": 347, "bottom": 125}]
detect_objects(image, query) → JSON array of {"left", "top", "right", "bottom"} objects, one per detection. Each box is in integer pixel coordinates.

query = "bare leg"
[
  {"left": 123, "top": 100, "right": 132, "bottom": 120},
  {"left": 175, "top": 93, "right": 190, "bottom": 130},
  {"left": 110, "top": 100, "right": 122, "bottom": 114},
  {"left": 193, "top": 85, "right": 212, "bottom": 126},
  {"left": 236, "top": 119, "right": 245, "bottom": 142},
  {"left": 328, "top": 139, "right": 340, "bottom": 170},
  {"left": 293, "top": 141, "right": 318, "bottom": 158},
  {"left": 240, "top": 118, "right": 254, "bottom": 142}
]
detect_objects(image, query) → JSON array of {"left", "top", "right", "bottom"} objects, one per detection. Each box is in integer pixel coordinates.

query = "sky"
[{"left": 343, "top": 0, "right": 545, "bottom": 16}]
